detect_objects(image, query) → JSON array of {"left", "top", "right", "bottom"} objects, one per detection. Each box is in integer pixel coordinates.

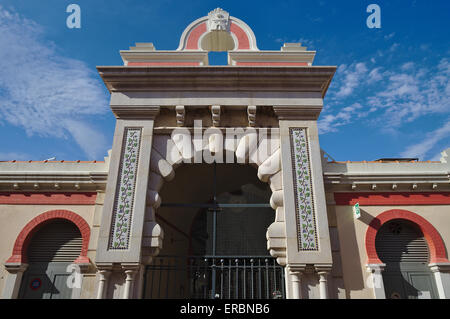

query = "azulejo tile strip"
[
  {"left": 289, "top": 128, "right": 319, "bottom": 251},
  {"left": 109, "top": 128, "right": 142, "bottom": 250}
]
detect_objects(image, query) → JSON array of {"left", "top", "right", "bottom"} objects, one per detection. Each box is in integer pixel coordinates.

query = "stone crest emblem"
[{"left": 207, "top": 8, "right": 230, "bottom": 32}]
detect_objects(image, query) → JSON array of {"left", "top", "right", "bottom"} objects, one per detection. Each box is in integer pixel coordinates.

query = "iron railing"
[{"left": 143, "top": 256, "right": 285, "bottom": 299}]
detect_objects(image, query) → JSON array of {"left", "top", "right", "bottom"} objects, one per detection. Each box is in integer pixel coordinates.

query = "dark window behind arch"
[{"left": 375, "top": 219, "right": 429, "bottom": 263}]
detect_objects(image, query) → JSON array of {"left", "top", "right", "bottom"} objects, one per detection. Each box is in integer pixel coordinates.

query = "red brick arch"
[
  {"left": 365, "top": 209, "right": 449, "bottom": 264},
  {"left": 6, "top": 210, "right": 91, "bottom": 264}
]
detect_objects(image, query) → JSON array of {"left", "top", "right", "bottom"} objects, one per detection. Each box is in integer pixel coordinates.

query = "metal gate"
[
  {"left": 143, "top": 163, "right": 286, "bottom": 299},
  {"left": 144, "top": 256, "right": 285, "bottom": 299}
]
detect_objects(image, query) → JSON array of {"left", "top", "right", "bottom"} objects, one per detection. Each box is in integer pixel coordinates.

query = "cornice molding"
[
  {"left": 110, "top": 105, "right": 160, "bottom": 119},
  {"left": 0, "top": 172, "right": 108, "bottom": 191},
  {"left": 97, "top": 66, "right": 336, "bottom": 97},
  {"left": 273, "top": 105, "right": 323, "bottom": 120}
]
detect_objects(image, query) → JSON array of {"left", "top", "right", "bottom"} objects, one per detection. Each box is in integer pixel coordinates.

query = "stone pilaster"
[
  {"left": 274, "top": 109, "right": 333, "bottom": 271},
  {"left": 2, "top": 263, "right": 28, "bottom": 299},
  {"left": 429, "top": 262, "right": 450, "bottom": 299},
  {"left": 96, "top": 106, "right": 159, "bottom": 266}
]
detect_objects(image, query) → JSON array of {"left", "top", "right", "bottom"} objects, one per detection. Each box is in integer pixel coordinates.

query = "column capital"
[
  {"left": 366, "top": 263, "right": 386, "bottom": 273},
  {"left": 429, "top": 262, "right": 450, "bottom": 273},
  {"left": 314, "top": 264, "right": 332, "bottom": 274},
  {"left": 96, "top": 263, "right": 114, "bottom": 271},
  {"left": 98, "top": 269, "right": 112, "bottom": 277},
  {"left": 4, "top": 262, "right": 28, "bottom": 274},
  {"left": 121, "top": 263, "right": 141, "bottom": 272},
  {"left": 287, "top": 263, "right": 307, "bottom": 274}
]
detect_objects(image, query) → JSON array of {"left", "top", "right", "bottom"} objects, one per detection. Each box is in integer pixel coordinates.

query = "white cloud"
[
  {"left": 0, "top": 6, "right": 109, "bottom": 159},
  {"left": 368, "top": 59, "right": 450, "bottom": 126},
  {"left": 318, "top": 103, "right": 364, "bottom": 134},
  {"left": 322, "top": 57, "right": 450, "bottom": 139},
  {"left": 401, "top": 62, "right": 414, "bottom": 71},
  {"left": 399, "top": 120, "right": 450, "bottom": 160},
  {"left": 334, "top": 63, "right": 368, "bottom": 98},
  {"left": 367, "top": 67, "right": 383, "bottom": 84},
  {"left": 64, "top": 119, "right": 109, "bottom": 160}
]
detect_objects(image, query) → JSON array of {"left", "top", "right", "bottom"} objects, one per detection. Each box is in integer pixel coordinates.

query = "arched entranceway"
[
  {"left": 375, "top": 219, "right": 439, "bottom": 299},
  {"left": 143, "top": 163, "right": 285, "bottom": 299},
  {"left": 18, "top": 219, "right": 83, "bottom": 299}
]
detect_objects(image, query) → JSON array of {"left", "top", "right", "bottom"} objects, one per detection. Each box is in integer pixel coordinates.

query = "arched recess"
[
  {"left": 6, "top": 210, "right": 91, "bottom": 265},
  {"left": 142, "top": 130, "right": 286, "bottom": 266},
  {"left": 177, "top": 14, "right": 258, "bottom": 51},
  {"left": 365, "top": 209, "right": 449, "bottom": 264}
]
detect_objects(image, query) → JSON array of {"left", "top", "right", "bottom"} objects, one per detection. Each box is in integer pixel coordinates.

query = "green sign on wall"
[{"left": 353, "top": 202, "right": 361, "bottom": 219}]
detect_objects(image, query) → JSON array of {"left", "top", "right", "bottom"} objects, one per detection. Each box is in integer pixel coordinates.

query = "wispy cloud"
[
  {"left": 333, "top": 63, "right": 368, "bottom": 98},
  {"left": 320, "top": 55, "right": 450, "bottom": 159},
  {"left": 399, "top": 120, "right": 450, "bottom": 160},
  {"left": 0, "top": 6, "right": 109, "bottom": 159}
]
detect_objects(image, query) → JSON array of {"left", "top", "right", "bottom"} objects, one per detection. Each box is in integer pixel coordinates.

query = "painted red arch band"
[
  {"left": 230, "top": 22, "right": 250, "bottom": 50},
  {"left": 185, "top": 22, "right": 207, "bottom": 50},
  {"left": 184, "top": 21, "right": 251, "bottom": 50},
  {"left": 365, "top": 209, "right": 449, "bottom": 264},
  {"left": 6, "top": 210, "right": 91, "bottom": 264}
]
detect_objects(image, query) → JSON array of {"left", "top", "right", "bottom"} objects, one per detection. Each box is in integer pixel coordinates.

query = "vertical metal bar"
[
  {"left": 210, "top": 258, "right": 216, "bottom": 299},
  {"left": 173, "top": 257, "right": 178, "bottom": 298},
  {"left": 220, "top": 259, "right": 224, "bottom": 299},
  {"left": 265, "top": 258, "right": 269, "bottom": 299},
  {"left": 228, "top": 259, "right": 231, "bottom": 299},
  {"left": 211, "top": 162, "right": 217, "bottom": 299},
  {"left": 203, "top": 258, "right": 207, "bottom": 299},
  {"left": 273, "top": 259, "right": 277, "bottom": 298},
  {"left": 188, "top": 257, "right": 195, "bottom": 298},
  {"left": 166, "top": 258, "right": 170, "bottom": 298},
  {"left": 196, "top": 258, "right": 202, "bottom": 299},
  {"left": 243, "top": 259, "right": 246, "bottom": 298},
  {"left": 158, "top": 258, "right": 162, "bottom": 298},
  {"left": 258, "top": 259, "right": 262, "bottom": 299},
  {"left": 235, "top": 259, "right": 239, "bottom": 299},
  {"left": 250, "top": 259, "right": 255, "bottom": 299},
  {"left": 281, "top": 266, "right": 286, "bottom": 299}
]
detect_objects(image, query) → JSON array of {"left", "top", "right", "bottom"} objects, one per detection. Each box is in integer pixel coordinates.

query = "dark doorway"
[
  {"left": 376, "top": 219, "right": 438, "bottom": 299},
  {"left": 143, "top": 163, "right": 285, "bottom": 299},
  {"left": 18, "top": 219, "right": 82, "bottom": 299}
]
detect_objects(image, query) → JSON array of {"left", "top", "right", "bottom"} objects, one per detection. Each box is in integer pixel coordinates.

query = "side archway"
[
  {"left": 6, "top": 210, "right": 91, "bottom": 265},
  {"left": 365, "top": 209, "right": 449, "bottom": 264}
]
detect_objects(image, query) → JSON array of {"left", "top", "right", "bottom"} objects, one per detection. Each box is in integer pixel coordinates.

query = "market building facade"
[{"left": 1, "top": 9, "right": 450, "bottom": 299}]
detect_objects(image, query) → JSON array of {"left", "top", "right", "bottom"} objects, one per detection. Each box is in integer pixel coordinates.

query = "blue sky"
[{"left": 0, "top": 0, "right": 448, "bottom": 161}]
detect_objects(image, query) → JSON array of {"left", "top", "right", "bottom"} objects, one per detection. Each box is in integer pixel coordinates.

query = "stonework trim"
[
  {"left": 0, "top": 192, "right": 97, "bottom": 205},
  {"left": 365, "top": 209, "right": 449, "bottom": 264},
  {"left": 334, "top": 192, "right": 450, "bottom": 206},
  {"left": 6, "top": 210, "right": 91, "bottom": 264},
  {"left": 108, "top": 127, "right": 142, "bottom": 250},
  {"left": 289, "top": 128, "right": 319, "bottom": 251}
]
